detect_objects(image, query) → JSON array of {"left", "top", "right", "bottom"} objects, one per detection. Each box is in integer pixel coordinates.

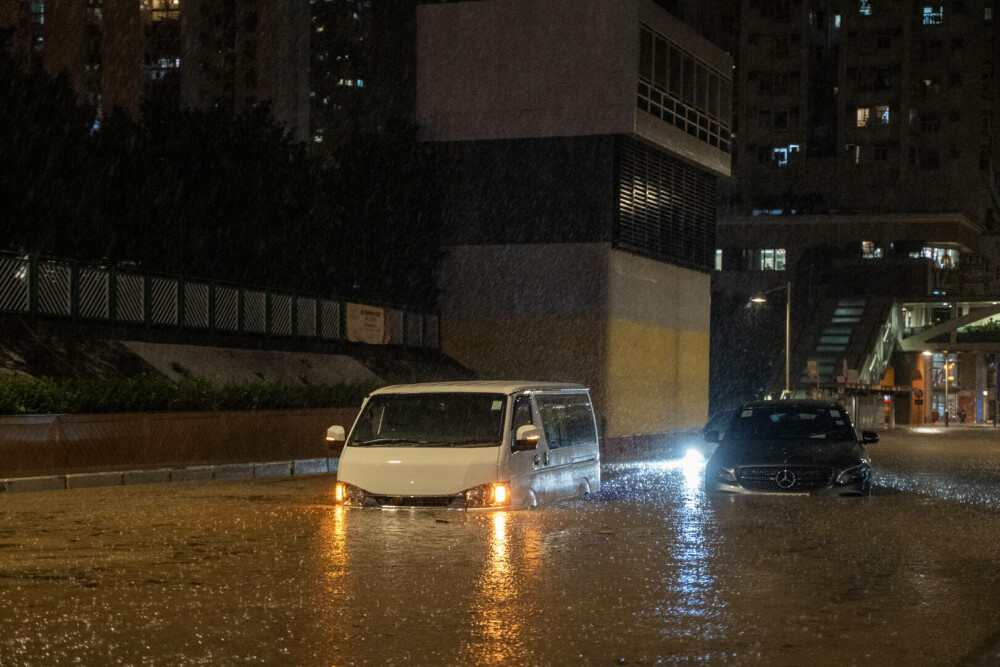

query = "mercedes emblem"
[{"left": 775, "top": 469, "right": 796, "bottom": 489}]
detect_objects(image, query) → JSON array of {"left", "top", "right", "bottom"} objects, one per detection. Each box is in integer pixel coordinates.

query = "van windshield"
[{"left": 348, "top": 392, "right": 507, "bottom": 448}]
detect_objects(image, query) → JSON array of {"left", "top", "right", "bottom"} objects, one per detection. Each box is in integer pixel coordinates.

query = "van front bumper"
[{"left": 335, "top": 481, "right": 514, "bottom": 509}]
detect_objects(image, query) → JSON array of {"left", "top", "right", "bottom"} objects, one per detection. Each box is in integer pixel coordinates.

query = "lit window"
[
  {"left": 923, "top": 6, "right": 943, "bottom": 24},
  {"left": 715, "top": 249, "right": 723, "bottom": 271},
  {"left": 856, "top": 107, "right": 870, "bottom": 126},
  {"left": 861, "top": 241, "right": 883, "bottom": 258},
  {"left": 860, "top": 0, "right": 872, "bottom": 15},
  {"left": 875, "top": 105, "right": 890, "bottom": 123},
  {"left": 357, "top": 79, "right": 364, "bottom": 87},
  {"left": 835, "top": 14, "right": 841, "bottom": 27},
  {"left": 772, "top": 144, "right": 800, "bottom": 166},
  {"left": 753, "top": 249, "right": 787, "bottom": 271}
]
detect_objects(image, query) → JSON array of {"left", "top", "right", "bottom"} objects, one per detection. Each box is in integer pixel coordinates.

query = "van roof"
[{"left": 369, "top": 381, "right": 588, "bottom": 396}]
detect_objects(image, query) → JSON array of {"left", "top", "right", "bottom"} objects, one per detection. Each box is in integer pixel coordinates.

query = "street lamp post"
[{"left": 751, "top": 281, "right": 792, "bottom": 399}]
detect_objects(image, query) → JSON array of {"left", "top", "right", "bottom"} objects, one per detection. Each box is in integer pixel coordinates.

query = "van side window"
[
  {"left": 510, "top": 395, "right": 534, "bottom": 449},
  {"left": 535, "top": 393, "right": 598, "bottom": 449}
]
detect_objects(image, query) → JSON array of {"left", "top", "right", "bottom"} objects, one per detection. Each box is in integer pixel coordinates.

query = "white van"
[{"left": 327, "top": 381, "right": 601, "bottom": 510}]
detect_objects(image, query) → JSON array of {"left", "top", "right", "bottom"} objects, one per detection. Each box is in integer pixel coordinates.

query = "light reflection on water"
[
  {"left": 608, "top": 452, "right": 730, "bottom": 653},
  {"left": 464, "top": 511, "right": 526, "bottom": 666},
  {"left": 319, "top": 506, "right": 352, "bottom": 649}
]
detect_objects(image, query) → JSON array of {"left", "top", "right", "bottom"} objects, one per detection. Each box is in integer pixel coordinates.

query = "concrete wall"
[
  {"left": 440, "top": 243, "right": 610, "bottom": 429},
  {"left": 417, "top": 0, "right": 731, "bottom": 176},
  {"left": 417, "top": 0, "right": 635, "bottom": 142},
  {"left": 439, "top": 243, "right": 711, "bottom": 439},
  {"left": 605, "top": 249, "right": 710, "bottom": 435},
  {"left": 0, "top": 407, "right": 358, "bottom": 478},
  {"left": 431, "top": 136, "right": 618, "bottom": 246},
  {"left": 121, "top": 342, "right": 379, "bottom": 385}
]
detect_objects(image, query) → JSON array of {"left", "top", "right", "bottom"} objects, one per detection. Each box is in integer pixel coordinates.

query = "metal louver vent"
[{"left": 615, "top": 137, "right": 716, "bottom": 271}]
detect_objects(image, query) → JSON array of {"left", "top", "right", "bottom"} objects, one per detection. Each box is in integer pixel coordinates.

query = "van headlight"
[
  {"left": 836, "top": 464, "right": 870, "bottom": 485},
  {"left": 465, "top": 482, "right": 511, "bottom": 508},
  {"left": 335, "top": 481, "right": 367, "bottom": 506}
]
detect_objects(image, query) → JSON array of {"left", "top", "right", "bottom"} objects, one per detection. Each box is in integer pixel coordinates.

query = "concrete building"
[
  {"left": 712, "top": 0, "right": 1000, "bottom": 424},
  {"left": 308, "top": 0, "right": 417, "bottom": 147},
  {"left": 0, "top": 0, "right": 309, "bottom": 137},
  {"left": 721, "top": 0, "right": 1000, "bottom": 271},
  {"left": 417, "top": 0, "right": 732, "bottom": 444},
  {"left": 182, "top": 0, "right": 309, "bottom": 137}
]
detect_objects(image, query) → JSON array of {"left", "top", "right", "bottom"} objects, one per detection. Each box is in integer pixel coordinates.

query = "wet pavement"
[{"left": 3, "top": 428, "right": 1000, "bottom": 665}]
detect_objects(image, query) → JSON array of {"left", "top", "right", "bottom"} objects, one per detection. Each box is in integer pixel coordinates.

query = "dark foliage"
[
  {"left": 0, "top": 36, "right": 439, "bottom": 310},
  {"left": 0, "top": 373, "right": 377, "bottom": 415}
]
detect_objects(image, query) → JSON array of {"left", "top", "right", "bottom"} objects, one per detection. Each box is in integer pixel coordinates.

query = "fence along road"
[{"left": 0, "top": 252, "right": 439, "bottom": 348}]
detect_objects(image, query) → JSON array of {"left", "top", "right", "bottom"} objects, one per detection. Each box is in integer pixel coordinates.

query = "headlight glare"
[
  {"left": 335, "top": 481, "right": 367, "bottom": 506},
  {"left": 465, "top": 482, "right": 511, "bottom": 508}
]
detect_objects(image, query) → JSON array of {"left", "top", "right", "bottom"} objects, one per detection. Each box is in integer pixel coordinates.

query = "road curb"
[
  {"left": 0, "top": 457, "right": 340, "bottom": 494},
  {"left": 66, "top": 471, "right": 124, "bottom": 490}
]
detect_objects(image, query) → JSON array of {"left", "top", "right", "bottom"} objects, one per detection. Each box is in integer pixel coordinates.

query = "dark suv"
[{"left": 703, "top": 400, "right": 878, "bottom": 496}]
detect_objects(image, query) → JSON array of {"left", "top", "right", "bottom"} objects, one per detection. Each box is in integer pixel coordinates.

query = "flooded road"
[{"left": 3, "top": 428, "right": 1000, "bottom": 665}]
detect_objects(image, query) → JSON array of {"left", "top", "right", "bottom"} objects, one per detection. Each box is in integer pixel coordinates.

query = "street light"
[{"left": 750, "top": 281, "right": 792, "bottom": 399}]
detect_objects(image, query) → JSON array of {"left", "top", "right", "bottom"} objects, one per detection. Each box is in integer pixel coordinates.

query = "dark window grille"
[{"left": 615, "top": 138, "right": 716, "bottom": 271}]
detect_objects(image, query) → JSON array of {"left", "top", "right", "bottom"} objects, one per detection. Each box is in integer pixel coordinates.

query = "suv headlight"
[
  {"left": 465, "top": 482, "right": 511, "bottom": 509},
  {"left": 712, "top": 466, "right": 737, "bottom": 484},
  {"left": 836, "top": 464, "right": 870, "bottom": 485},
  {"left": 335, "top": 481, "right": 367, "bottom": 506}
]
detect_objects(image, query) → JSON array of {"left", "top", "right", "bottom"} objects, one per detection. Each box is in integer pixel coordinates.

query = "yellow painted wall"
[
  {"left": 439, "top": 243, "right": 711, "bottom": 440},
  {"left": 605, "top": 319, "right": 709, "bottom": 436},
  {"left": 443, "top": 316, "right": 709, "bottom": 438}
]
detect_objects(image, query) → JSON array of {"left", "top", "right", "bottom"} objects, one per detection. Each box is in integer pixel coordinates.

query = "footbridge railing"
[{"left": 0, "top": 252, "right": 439, "bottom": 349}]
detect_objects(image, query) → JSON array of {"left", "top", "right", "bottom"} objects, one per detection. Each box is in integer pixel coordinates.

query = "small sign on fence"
[{"left": 346, "top": 303, "right": 388, "bottom": 344}]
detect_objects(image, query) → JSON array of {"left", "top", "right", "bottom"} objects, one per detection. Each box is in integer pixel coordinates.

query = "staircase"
[{"left": 776, "top": 296, "right": 898, "bottom": 393}]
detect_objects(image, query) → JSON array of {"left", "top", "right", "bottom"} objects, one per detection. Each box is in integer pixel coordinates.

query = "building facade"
[
  {"left": 417, "top": 0, "right": 732, "bottom": 442},
  {"left": 0, "top": 0, "right": 310, "bottom": 137},
  {"left": 713, "top": 0, "right": 1000, "bottom": 423},
  {"left": 721, "top": 0, "right": 1000, "bottom": 273}
]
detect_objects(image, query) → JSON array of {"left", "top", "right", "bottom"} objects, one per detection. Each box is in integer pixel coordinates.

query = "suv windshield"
[
  {"left": 725, "top": 405, "right": 857, "bottom": 442},
  {"left": 348, "top": 392, "right": 507, "bottom": 448}
]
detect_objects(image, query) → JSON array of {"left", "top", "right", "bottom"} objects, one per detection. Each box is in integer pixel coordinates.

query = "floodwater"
[{"left": 3, "top": 429, "right": 1000, "bottom": 665}]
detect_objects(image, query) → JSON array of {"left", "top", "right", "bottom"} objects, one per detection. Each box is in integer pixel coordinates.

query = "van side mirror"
[
  {"left": 326, "top": 425, "right": 346, "bottom": 448},
  {"left": 861, "top": 431, "right": 879, "bottom": 444},
  {"left": 514, "top": 425, "right": 540, "bottom": 451},
  {"left": 703, "top": 429, "right": 721, "bottom": 443}
]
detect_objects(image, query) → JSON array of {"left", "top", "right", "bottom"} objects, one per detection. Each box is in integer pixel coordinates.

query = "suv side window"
[{"left": 510, "top": 394, "right": 534, "bottom": 450}]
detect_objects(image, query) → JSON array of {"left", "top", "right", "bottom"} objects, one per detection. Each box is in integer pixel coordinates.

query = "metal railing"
[
  {"left": 0, "top": 252, "right": 440, "bottom": 349},
  {"left": 860, "top": 304, "right": 901, "bottom": 386}
]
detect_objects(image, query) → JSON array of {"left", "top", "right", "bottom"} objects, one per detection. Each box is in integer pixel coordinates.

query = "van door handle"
[
  {"left": 544, "top": 451, "right": 550, "bottom": 466},
  {"left": 533, "top": 455, "right": 541, "bottom": 468}
]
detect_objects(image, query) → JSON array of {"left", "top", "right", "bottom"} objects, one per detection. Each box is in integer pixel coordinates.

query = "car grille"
[
  {"left": 737, "top": 466, "right": 833, "bottom": 493},
  {"left": 368, "top": 493, "right": 466, "bottom": 509}
]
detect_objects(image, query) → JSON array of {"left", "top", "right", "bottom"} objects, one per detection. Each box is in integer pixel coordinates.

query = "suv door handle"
[{"left": 533, "top": 455, "right": 541, "bottom": 467}]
